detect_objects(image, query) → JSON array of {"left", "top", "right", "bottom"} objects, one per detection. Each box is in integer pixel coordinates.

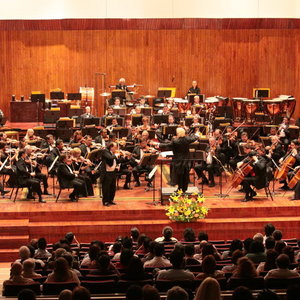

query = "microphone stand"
[{"left": 213, "top": 155, "right": 229, "bottom": 198}]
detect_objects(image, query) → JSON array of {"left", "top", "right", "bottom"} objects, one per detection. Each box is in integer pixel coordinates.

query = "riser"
[{"left": 0, "top": 237, "right": 29, "bottom": 249}]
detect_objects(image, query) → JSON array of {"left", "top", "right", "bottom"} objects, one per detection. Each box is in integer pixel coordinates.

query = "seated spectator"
[
  {"left": 18, "top": 289, "right": 36, "bottom": 300},
  {"left": 253, "top": 233, "right": 264, "bottom": 244},
  {"left": 232, "top": 286, "right": 254, "bottom": 300},
  {"left": 198, "top": 231, "right": 208, "bottom": 242},
  {"left": 61, "top": 252, "right": 82, "bottom": 277},
  {"left": 263, "top": 223, "right": 276, "bottom": 244},
  {"left": 221, "top": 250, "right": 244, "bottom": 273},
  {"left": 282, "top": 245, "right": 296, "bottom": 264},
  {"left": 155, "top": 226, "right": 178, "bottom": 243},
  {"left": 3, "top": 262, "right": 34, "bottom": 291},
  {"left": 243, "top": 238, "right": 253, "bottom": 255},
  {"left": 72, "top": 286, "right": 90, "bottom": 300},
  {"left": 184, "top": 244, "right": 200, "bottom": 265},
  {"left": 157, "top": 250, "right": 195, "bottom": 281},
  {"left": 201, "top": 243, "right": 222, "bottom": 262},
  {"left": 115, "top": 248, "right": 134, "bottom": 271},
  {"left": 142, "top": 241, "right": 156, "bottom": 263},
  {"left": 113, "top": 237, "right": 134, "bottom": 261},
  {"left": 256, "top": 289, "right": 279, "bottom": 300},
  {"left": 110, "top": 242, "right": 122, "bottom": 258},
  {"left": 46, "top": 257, "right": 80, "bottom": 284},
  {"left": 15, "top": 246, "right": 31, "bottom": 264},
  {"left": 136, "top": 236, "right": 152, "bottom": 256},
  {"left": 257, "top": 249, "right": 279, "bottom": 274},
  {"left": 246, "top": 240, "right": 266, "bottom": 263},
  {"left": 264, "top": 254, "right": 300, "bottom": 280},
  {"left": 130, "top": 227, "right": 140, "bottom": 243},
  {"left": 222, "top": 239, "right": 243, "bottom": 260},
  {"left": 22, "top": 259, "right": 42, "bottom": 279},
  {"left": 142, "top": 285, "right": 160, "bottom": 300},
  {"left": 80, "top": 244, "right": 100, "bottom": 268},
  {"left": 273, "top": 230, "right": 284, "bottom": 244},
  {"left": 126, "top": 285, "right": 143, "bottom": 300},
  {"left": 265, "top": 236, "right": 276, "bottom": 251},
  {"left": 194, "top": 240, "right": 208, "bottom": 261},
  {"left": 196, "top": 255, "right": 225, "bottom": 280},
  {"left": 194, "top": 277, "right": 221, "bottom": 300},
  {"left": 89, "top": 254, "right": 120, "bottom": 276},
  {"left": 59, "top": 289, "right": 73, "bottom": 300},
  {"left": 274, "top": 240, "right": 286, "bottom": 254},
  {"left": 122, "top": 256, "right": 152, "bottom": 280},
  {"left": 34, "top": 237, "right": 51, "bottom": 259},
  {"left": 231, "top": 257, "right": 258, "bottom": 279},
  {"left": 47, "top": 248, "right": 67, "bottom": 270},
  {"left": 166, "top": 286, "right": 188, "bottom": 300},
  {"left": 144, "top": 242, "right": 171, "bottom": 268},
  {"left": 182, "top": 228, "right": 196, "bottom": 242}
]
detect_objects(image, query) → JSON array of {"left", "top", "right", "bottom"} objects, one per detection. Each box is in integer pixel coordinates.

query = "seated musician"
[
  {"left": 240, "top": 150, "right": 267, "bottom": 202},
  {"left": 166, "top": 98, "right": 177, "bottom": 110},
  {"left": 186, "top": 80, "right": 201, "bottom": 96},
  {"left": 213, "top": 129, "right": 230, "bottom": 164},
  {"left": 94, "top": 128, "right": 109, "bottom": 147},
  {"left": 229, "top": 132, "right": 250, "bottom": 170},
  {"left": 116, "top": 78, "right": 131, "bottom": 92},
  {"left": 192, "top": 95, "right": 201, "bottom": 106},
  {"left": 131, "top": 139, "right": 155, "bottom": 188},
  {"left": 79, "top": 135, "right": 94, "bottom": 157},
  {"left": 80, "top": 106, "right": 94, "bottom": 127},
  {"left": 107, "top": 118, "right": 120, "bottom": 133},
  {"left": 267, "top": 127, "right": 278, "bottom": 138},
  {"left": 138, "top": 97, "right": 149, "bottom": 107},
  {"left": 112, "top": 97, "right": 125, "bottom": 109},
  {"left": 69, "top": 130, "right": 83, "bottom": 146},
  {"left": 265, "top": 136, "right": 285, "bottom": 169},
  {"left": 116, "top": 150, "right": 133, "bottom": 190},
  {"left": 48, "top": 139, "right": 64, "bottom": 173},
  {"left": 70, "top": 148, "right": 94, "bottom": 196},
  {"left": 194, "top": 137, "right": 222, "bottom": 187},
  {"left": 158, "top": 105, "right": 170, "bottom": 115},
  {"left": 16, "top": 150, "right": 45, "bottom": 202},
  {"left": 57, "top": 154, "right": 87, "bottom": 202},
  {"left": 24, "top": 145, "right": 49, "bottom": 195},
  {"left": 278, "top": 117, "right": 290, "bottom": 151},
  {"left": 24, "top": 129, "right": 41, "bottom": 143},
  {"left": 138, "top": 117, "right": 151, "bottom": 131},
  {"left": 40, "top": 135, "right": 55, "bottom": 153},
  {"left": 130, "top": 105, "right": 142, "bottom": 115}
]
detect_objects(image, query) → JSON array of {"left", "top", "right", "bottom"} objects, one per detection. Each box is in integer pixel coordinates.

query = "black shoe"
[
  {"left": 250, "top": 191, "right": 257, "bottom": 198},
  {"left": 27, "top": 195, "right": 35, "bottom": 200},
  {"left": 134, "top": 182, "right": 141, "bottom": 187},
  {"left": 39, "top": 198, "right": 46, "bottom": 203},
  {"left": 147, "top": 182, "right": 153, "bottom": 188},
  {"left": 43, "top": 190, "right": 51, "bottom": 195},
  {"left": 1, "top": 190, "right": 9, "bottom": 196},
  {"left": 110, "top": 201, "right": 117, "bottom": 205},
  {"left": 201, "top": 180, "right": 209, "bottom": 185},
  {"left": 103, "top": 202, "right": 109, "bottom": 206},
  {"left": 280, "top": 185, "right": 289, "bottom": 190},
  {"left": 290, "top": 198, "right": 300, "bottom": 201},
  {"left": 238, "top": 188, "right": 245, "bottom": 193},
  {"left": 208, "top": 182, "right": 215, "bottom": 187},
  {"left": 123, "top": 185, "right": 132, "bottom": 190}
]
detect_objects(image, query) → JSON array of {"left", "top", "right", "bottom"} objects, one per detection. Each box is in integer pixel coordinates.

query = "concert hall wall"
[{"left": 0, "top": 19, "right": 299, "bottom": 118}]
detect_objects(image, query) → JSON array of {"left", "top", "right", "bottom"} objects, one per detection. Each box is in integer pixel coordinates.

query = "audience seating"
[
  {"left": 42, "top": 282, "right": 78, "bottom": 295},
  {"left": 265, "top": 277, "right": 300, "bottom": 289},
  {"left": 117, "top": 279, "right": 153, "bottom": 292},
  {"left": 2, "top": 282, "right": 41, "bottom": 296},
  {"left": 227, "top": 277, "right": 265, "bottom": 290},
  {"left": 81, "top": 280, "right": 117, "bottom": 294}
]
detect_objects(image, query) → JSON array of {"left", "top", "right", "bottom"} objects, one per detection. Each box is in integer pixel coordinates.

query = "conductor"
[{"left": 159, "top": 128, "right": 198, "bottom": 192}]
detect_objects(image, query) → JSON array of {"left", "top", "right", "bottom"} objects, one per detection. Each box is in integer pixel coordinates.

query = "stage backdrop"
[{"left": 0, "top": 19, "right": 300, "bottom": 117}]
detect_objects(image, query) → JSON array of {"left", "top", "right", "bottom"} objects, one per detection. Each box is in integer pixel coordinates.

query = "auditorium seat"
[
  {"left": 265, "top": 277, "right": 300, "bottom": 289},
  {"left": 2, "top": 282, "right": 41, "bottom": 296},
  {"left": 227, "top": 277, "right": 265, "bottom": 290},
  {"left": 81, "top": 280, "right": 117, "bottom": 294},
  {"left": 118, "top": 279, "right": 153, "bottom": 292},
  {"left": 84, "top": 274, "right": 119, "bottom": 281},
  {"left": 42, "top": 282, "right": 78, "bottom": 295},
  {"left": 155, "top": 279, "right": 194, "bottom": 292}
]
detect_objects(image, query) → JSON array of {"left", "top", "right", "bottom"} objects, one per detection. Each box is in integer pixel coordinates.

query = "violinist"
[
  {"left": 40, "top": 135, "right": 55, "bottom": 153},
  {"left": 16, "top": 150, "right": 44, "bottom": 203},
  {"left": 24, "top": 129, "right": 41, "bottom": 144},
  {"left": 115, "top": 149, "right": 133, "bottom": 190},
  {"left": 187, "top": 80, "right": 201, "bottom": 96},
  {"left": 24, "top": 145, "right": 49, "bottom": 195},
  {"left": 278, "top": 117, "right": 290, "bottom": 150},
  {"left": 240, "top": 150, "right": 267, "bottom": 202},
  {"left": 79, "top": 135, "right": 94, "bottom": 157},
  {"left": 265, "top": 136, "right": 285, "bottom": 169},
  {"left": 94, "top": 129, "right": 109, "bottom": 148},
  {"left": 69, "top": 130, "right": 83, "bottom": 146},
  {"left": 131, "top": 139, "right": 156, "bottom": 188},
  {"left": 138, "top": 117, "right": 151, "bottom": 131},
  {"left": 229, "top": 132, "right": 250, "bottom": 170}
]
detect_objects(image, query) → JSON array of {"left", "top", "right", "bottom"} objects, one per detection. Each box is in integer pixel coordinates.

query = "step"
[
  {"left": 0, "top": 235, "right": 29, "bottom": 249},
  {"left": 0, "top": 249, "right": 19, "bottom": 262},
  {"left": 0, "top": 219, "right": 29, "bottom": 235}
]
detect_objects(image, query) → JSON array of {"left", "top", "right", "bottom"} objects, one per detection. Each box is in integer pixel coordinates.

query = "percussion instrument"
[
  {"left": 232, "top": 98, "right": 247, "bottom": 121},
  {"left": 205, "top": 97, "right": 219, "bottom": 104},
  {"left": 100, "top": 92, "right": 111, "bottom": 97},
  {"left": 243, "top": 99, "right": 260, "bottom": 123},
  {"left": 263, "top": 99, "right": 283, "bottom": 119},
  {"left": 280, "top": 96, "right": 296, "bottom": 118}
]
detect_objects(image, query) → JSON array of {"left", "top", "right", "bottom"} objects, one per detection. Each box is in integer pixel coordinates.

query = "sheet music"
[{"left": 160, "top": 151, "right": 173, "bottom": 158}]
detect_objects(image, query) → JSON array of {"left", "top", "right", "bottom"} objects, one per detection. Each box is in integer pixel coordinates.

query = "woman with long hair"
[
  {"left": 194, "top": 277, "right": 221, "bottom": 300},
  {"left": 232, "top": 257, "right": 258, "bottom": 279}
]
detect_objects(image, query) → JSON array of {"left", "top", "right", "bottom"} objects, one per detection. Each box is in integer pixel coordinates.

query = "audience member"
[
  {"left": 58, "top": 289, "right": 72, "bottom": 300},
  {"left": 182, "top": 228, "right": 196, "bottom": 242},
  {"left": 34, "top": 237, "right": 51, "bottom": 259},
  {"left": 222, "top": 239, "right": 243, "bottom": 260},
  {"left": 232, "top": 286, "right": 254, "bottom": 300},
  {"left": 155, "top": 226, "right": 178, "bottom": 243},
  {"left": 265, "top": 237, "right": 276, "bottom": 250},
  {"left": 143, "top": 285, "right": 160, "bottom": 300},
  {"left": 184, "top": 244, "right": 200, "bottom": 265},
  {"left": 80, "top": 244, "right": 100, "bottom": 268},
  {"left": 22, "top": 259, "right": 42, "bottom": 279},
  {"left": 89, "top": 254, "right": 120, "bottom": 276},
  {"left": 144, "top": 242, "right": 171, "bottom": 268},
  {"left": 256, "top": 249, "right": 279, "bottom": 274},
  {"left": 246, "top": 240, "right": 266, "bottom": 263},
  {"left": 231, "top": 257, "right": 258, "bottom": 279},
  {"left": 126, "top": 285, "right": 143, "bottom": 300},
  {"left": 130, "top": 227, "right": 140, "bottom": 242},
  {"left": 222, "top": 250, "right": 244, "bottom": 273},
  {"left": 166, "top": 286, "right": 188, "bottom": 300},
  {"left": 263, "top": 223, "right": 276, "bottom": 243},
  {"left": 194, "top": 277, "right": 221, "bottom": 300},
  {"left": 17, "top": 289, "right": 36, "bottom": 300},
  {"left": 196, "top": 255, "right": 225, "bottom": 280},
  {"left": 72, "top": 286, "right": 90, "bottom": 300},
  {"left": 122, "top": 256, "right": 152, "bottom": 280}
]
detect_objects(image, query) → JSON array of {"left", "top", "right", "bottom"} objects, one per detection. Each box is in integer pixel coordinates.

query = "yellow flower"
[{"left": 184, "top": 210, "right": 191, "bottom": 216}]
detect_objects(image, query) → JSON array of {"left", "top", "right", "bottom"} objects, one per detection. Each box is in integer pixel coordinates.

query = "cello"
[
  {"left": 288, "top": 166, "right": 300, "bottom": 189},
  {"left": 274, "top": 149, "right": 296, "bottom": 181}
]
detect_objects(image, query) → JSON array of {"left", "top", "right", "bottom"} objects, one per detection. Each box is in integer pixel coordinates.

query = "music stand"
[
  {"left": 157, "top": 90, "right": 172, "bottom": 98},
  {"left": 31, "top": 94, "right": 46, "bottom": 121},
  {"left": 113, "top": 108, "right": 126, "bottom": 116},
  {"left": 132, "top": 114, "right": 143, "bottom": 126},
  {"left": 170, "top": 108, "right": 179, "bottom": 118},
  {"left": 163, "top": 125, "right": 178, "bottom": 136},
  {"left": 50, "top": 92, "right": 64, "bottom": 100},
  {"left": 112, "top": 90, "right": 126, "bottom": 100},
  {"left": 187, "top": 94, "right": 196, "bottom": 103},
  {"left": 141, "top": 107, "right": 152, "bottom": 116},
  {"left": 153, "top": 114, "right": 168, "bottom": 125},
  {"left": 105, "top": 117, "right": 124, "bottom": 127},
  {"left": 82, "top": 117, "right": 100, "bottom": 127},
  {"left": 67, "top": 93, "right": 82, "bottom": 100}
]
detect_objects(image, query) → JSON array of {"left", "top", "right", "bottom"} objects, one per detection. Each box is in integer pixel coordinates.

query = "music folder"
[{"left": 139, "top": 153, "right": 159, "bottom": 167}]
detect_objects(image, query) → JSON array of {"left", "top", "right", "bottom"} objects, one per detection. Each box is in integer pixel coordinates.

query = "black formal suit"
[
  {"left": 80, "top": 113, "right": 94, "bottom": 127},
  {"left": 16, "top": 157, "right": 42, "bottom": 199},
  {"left": 187, "top": 86, "right": 201, "bottom": 96},
  {"left": 94, "top": 136, "right": 107, "bottom": 147},
  {"left": 100, "top": 149, "right": 120, "bottom": 204},
  {"left": 57, "top": 162, "right": 86, "bottom": 199},
  {"left": 160, "top": 135, "right": 198, "bottom": 192}
]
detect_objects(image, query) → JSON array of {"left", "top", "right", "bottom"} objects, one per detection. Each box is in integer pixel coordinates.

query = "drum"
[
  {"left": 263, "top": 99, "right": 283, "bottom": 117},
  {"left": 243, "top": 99, "right": 260, "bottom": 123},
  {"left": 281, "top": 97, "right": 296, "bottom": 118},
  {"left": 232, "top": 98, "right": 247, "bottom": 121}
]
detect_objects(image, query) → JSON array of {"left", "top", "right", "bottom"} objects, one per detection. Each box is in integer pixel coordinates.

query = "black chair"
[
  {"left": 3, "top": 282, "right": 41, "bottom": 296},
  {"left": 84, "top": 274, "right": 119, "bottom": 281},
  {"left": 155, "top": 280, "right": 194, "bottom": 292},
  {"left": 118, "top": 279, "right": 153, "bottom": 292},
  {"left": 42, "top": 282, "right": 78, "bottom": 295},
  {"left": 265, "top": 277, "right": 300, "bottom": 289},
  {"left": 55, "top": 177, "right": 71, "bottom": 202},
  {"left": 227, "top": 277, "right": 265, "bottom": 290},
  {"left": 81, "top": 280, "right": 117, "bottom": 294}
]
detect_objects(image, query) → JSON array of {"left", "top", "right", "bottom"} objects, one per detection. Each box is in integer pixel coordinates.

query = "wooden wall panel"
[{"left": 0, "top": 26, "right": 299, "bottom": 118}]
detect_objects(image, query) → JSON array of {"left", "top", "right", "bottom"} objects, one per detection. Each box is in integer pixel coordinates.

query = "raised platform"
[{"left": 0, "top": 178, "right": 298, "bottom": 262}]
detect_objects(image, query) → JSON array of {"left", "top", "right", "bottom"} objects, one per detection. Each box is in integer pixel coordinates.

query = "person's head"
[
  {"left": 272, "top": 230, "right": 282, "bottom": 241},
  {"left": 61, "top": 252, "right": 74, "bottom": 269},
  {"left": 282, "top": 245, "right": 295, "bottom": 263},
  {"left": 56, "top": 139, "right": 64, "bottom": 150},
  {"left": 85, "top": 106, "right": 91, "bottom": 114},
  {"left": 249, "top": 240, "right": 265, "bottom": 254},
  {"left": 184, "top": 244, "right": 195, "bottom": 257},
  {"left": 135, "top": 106, "right": 142, "bottom": 114},
  {"left": 232, "top": 286, "right": 253, "bottom": 300},
  {"left": 241, "top": 132, "right": 248, "bottom": 141},
  {"left": 274, "top": 240, "right": 286, "bottom": 254},
  {"left": 170, "top": 250, "right": 184, "bottom": 269},
  {"left": 183, "top": 228, "right": 196, "bottom": 242},
  {"left": 26, "top": 128, "right": 34, "bottom": 138},
  {"left": 142, "top": 116, "right": 149, "bottom": 124},
  {"left": 27, "top": 245, "right": 35, "bottom": 258},
  {"left": 166, "top": 286, "right": 188, "bottom": 300},
  {"left": 19, "top": 246, "right": 30, "bottom": 260},
  {"left": 253, "top": 233, "right": 264, "bottom": 244},
  {"left": 243, "top": 238, "right": 254, "bottom": 254},
  {"left": 64, "top": 232, "right": 74, "bottom": 245},
  {"left": 142, "top": 285, "right": 160, "bottom": 300},
  {"left": 229, "top": 239, "right": 243, "bottom": 255},
  {"left": 168, "top": 115, "right": 175, "bottom": 124},
  {"left": 139, "top": 97, "right": 146, "bottom": 105},
  {"left": 73, "top": 130, "right": 82, "bottom": 142},
  {"left": 127, "top": 256, "right": 144, "bottom": 278},
  {"left": 235, "top": 257, "right": 257, "bottom": 278},
  {"left": 18, "top": 289, "right": 36, "bottom": 300},
  {"left": 154, "top": 243, "right": 165, "bottom": 257},
  {"left": 88, "top": 244, "right": 100, "bottom": 261},
  {"left": 112, "top": 242, "right": 122, "bottom": 254},
  {"left": 72, "top": 287, "right": 90, "bottom": 300},
  {"left": 114, "top": 98, "right": 121, "bottom": 106},
  {"left": 264, "top": 249, "right": 279, "bottom": 271},
  {"left": 192, "top": 80, "right": 197, "bottom": 88},
  {"left": 58, "top": 289, "right": 72, "bottom": 300},
  {"left": 37, "top": 237, "right": 47, "bottom": 250},
  {"left": 162, "top": 226, "right": 174, "bottom": 241},
  {"left": 18, "top": 149, "right": 26, "bottom": 160},
  {"left": 126, "top": 285, "right": 143, "bottom": 300},
  {"left": 176, "top": 128, "right": 185, "bottom": 138},
  {"left": 265, "top": 236, "right": 275, "bottom": 250},
  {"left": 201, "top": 255, "right": 217, "bottom": 275},
  {"left": 119, "top": 78, "right": 126, "bottom": 85},
  {"left": 198, "top": 231, "right": 208, "bottom": 242},
  {"left": 130, "top": 227, "right": 140, "bottom": 242},
  {"left": 276, "top": 253, "right": 290, "bottom": 269},
  {"left": 96, "top": 254, "right": 111, "bottom": 270},
  {"left": 193, "top": 95, "right": 200, "bottom": 104},
  {"left": 107, "top": 106, "right": 113, "bottom": 115},
  {"left": 286, "top": 284, "right": 300, "bottom": 300},
  {"left": 23, "top": 259, "right": 35, "bottom": 274},
  {"left": 122, "top": 237, "right": 133, "bottom": 250},
  {"left": 201, "top": 243, "right": 215, "bottom": 259},
  {"left": 194, "top": 277, "right": 221, "bottom": 300},
  {"left": 107, "top": 142, "right": 118, "bottom": 153},
  {"left": 231, "top": 250, "right": 244, "bottom": 265},
  {"left": 120, "top": 249, "right": 134, "bottom": 267},
  {"left": 53, "top": 257, "right": 70, "bottom": 281},
  {"left": 10, "top": 262, "right": 23, "bottom": 277}
]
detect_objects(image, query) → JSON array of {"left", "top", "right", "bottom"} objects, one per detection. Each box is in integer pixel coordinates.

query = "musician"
[
  {"left": 117, "top": 151, "right": 133, "bottom": 190},
  {"left": 267, "top": 127, "right": 278, "bottom": 138},
  {"left": 138, "top": 117, "right": 151, "bottom": 131},
  {"left": 265, "top": 136, "right": 285, "bottom": 168},
  {"left": 159, "top": 128, "right": 198, "bottom": 192},
  {"left": 40, "top": 135, "right": 55, "bottom": 153},
  {"left": 116, "top": 78, "right": 131, "bottom": 92},
  {"left": 100, "top": 142, "right": 121, "bottom": 206},
  {"left": 94, "top": 129, "right": 109, "bottom": 147},
  {"left": 131, "top": 139, "right": 155, "bottom": 188},
  {"left": 80, "top": 106, "right": 94, "bottom": 127},
  {"left": 24, "top": 129, "right": 40, "bottom": 143},
  {"left": 158, "top": 105, "right": 170, "bottom": 115},
  {"left": 112, "top": 97, "right": 125, "bottom": 109},
  {"left": 24, "top": 145, "right": 49, "bottom": 195},
  {"left": 187, "top": 80, "right": 201, "bottom": 96},
  {"left": 166, "top": 98, "right": 177, "bottom": 110},
  {"left": 57, "top": 154, "right": 86, "bottom": 202},
  {"left": 16, "top": 150, "right": 45, "bottom": 203},
  {"left": 48, "top": 139, "right": 65, "bottom": 174},
  {"left": 69, "top": 130, "right": 83, "bottom": 146},
  {"left": 79, "top": 135, "right": 94, "bottom": 157},
  {"left": 194, "top": 137, "right": 222, "bottom": 187},
  {"left": 240, "top": 150, "right": 267, "bottom": 202},
  {"left": 138, "top": 97, "right": 149, "bottom": 107},
  {"left": 229, "top": 132, "right": 250, "bottom": 170},
  {"left": 278, "top": 117, "right": 290, "bottom": 150},
  {"left": 103, "top": 106, "right": 116, "bottom": 125},
  {"left": 130, "top": 105, "right": 142, "bottom": 115},
  {"left": 107, "top": 118, "right": 120, "bottom": 133}
]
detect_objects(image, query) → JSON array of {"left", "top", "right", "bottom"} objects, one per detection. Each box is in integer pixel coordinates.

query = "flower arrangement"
[{"left": 166, "top": 190, "right": 209, "bottom": 222}]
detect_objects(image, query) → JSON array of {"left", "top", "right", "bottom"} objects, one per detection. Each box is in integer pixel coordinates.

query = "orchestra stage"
[{"left": 0, "top": 175, "right": 298, "bottom": 262}]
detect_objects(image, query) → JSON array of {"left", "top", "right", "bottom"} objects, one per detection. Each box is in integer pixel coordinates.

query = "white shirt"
[{"left": 106, "top": 152, "right": 116, "bottom": 172}]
